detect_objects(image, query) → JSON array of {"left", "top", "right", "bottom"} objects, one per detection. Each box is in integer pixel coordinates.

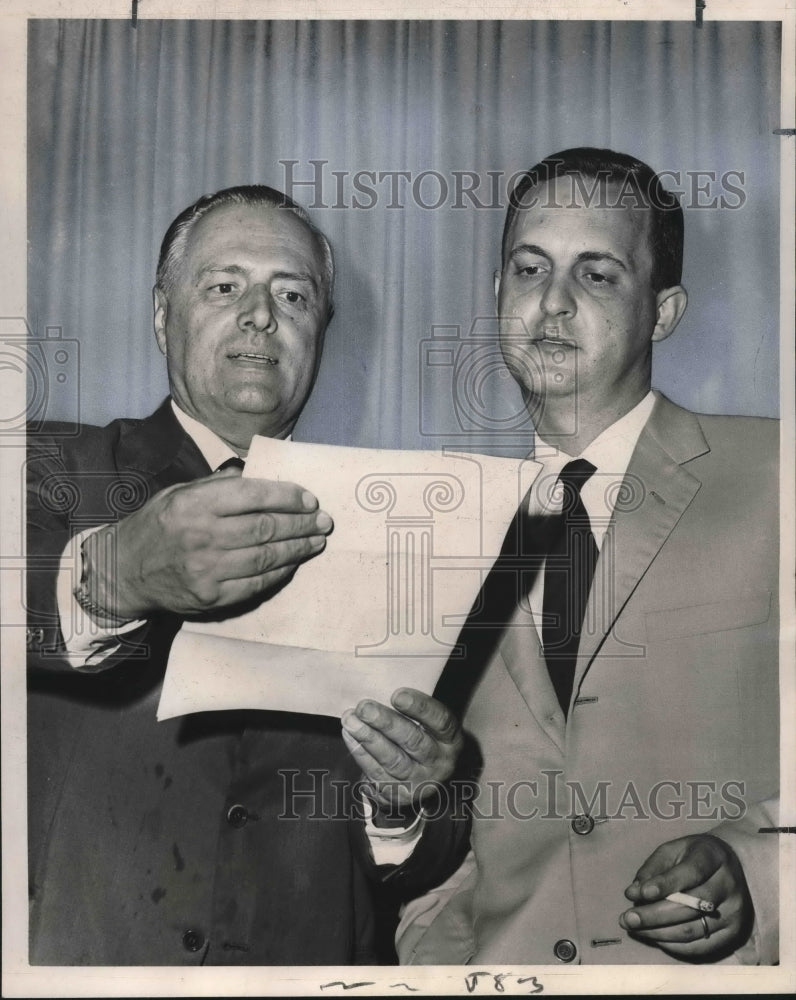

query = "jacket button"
[
  {"left": 182, "top": 929, "right": 205, "bottom": 952},
  {"left": 553, "top": 938, "right": 577, "bottom": 963},
  {"left": 571, "top": 813, "right": 595, "bottom": 835},
  {"left": 226, "top": 804, "right": 249, "bottom": 828}
]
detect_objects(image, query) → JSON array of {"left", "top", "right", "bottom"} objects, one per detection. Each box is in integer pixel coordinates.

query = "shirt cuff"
[
  {"left": 362, "top": 795, "right": 427, "bottom": 867},
  {"left": 57, "top": 526, "right": 147, "bottom": 670}
]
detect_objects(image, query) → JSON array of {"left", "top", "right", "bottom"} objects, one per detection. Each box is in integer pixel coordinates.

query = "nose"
[
  {"left": 540, "top": 271, "right": 576, "bottom": 318},
  {"left": 238, "top": 284, "right": 276, "bottom": 334}
]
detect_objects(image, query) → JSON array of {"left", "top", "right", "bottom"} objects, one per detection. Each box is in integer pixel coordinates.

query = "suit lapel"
[
  {"left": 485, "top": 459, "right": 569, "bottom": 752},
  {"left": 499, "top": 599, "right": 567, "bottom": 752},
  {"left": 116, "top": 398, "right": 212, "bottom": 490},
  {"left": 572, "top": 393, "right": 710, "bottom": 691}
]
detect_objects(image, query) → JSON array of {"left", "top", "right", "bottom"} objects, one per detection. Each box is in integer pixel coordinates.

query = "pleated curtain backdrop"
[{"left": 27, "top": 19, "right": 781, "bottom": 452}]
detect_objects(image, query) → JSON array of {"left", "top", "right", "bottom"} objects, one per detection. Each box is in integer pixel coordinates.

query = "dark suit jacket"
[{"left": 27, "top": 399, "right": 459, "bottom": 965}]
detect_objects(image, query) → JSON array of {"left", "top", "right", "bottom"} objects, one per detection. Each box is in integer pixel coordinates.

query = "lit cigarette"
[{"left": 665, "top": 891, "right": 715, "bottom": 913}]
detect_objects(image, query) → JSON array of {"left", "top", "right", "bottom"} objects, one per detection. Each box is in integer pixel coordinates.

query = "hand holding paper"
[
  {"left": 158, "top": 438, "right": 537, "bottom": 721},
  {"left": 341, "top": 687, "right": 463, "bottom": 810},
  {"left": 95, "top": 464, "right": 333, "bottom": 621}
]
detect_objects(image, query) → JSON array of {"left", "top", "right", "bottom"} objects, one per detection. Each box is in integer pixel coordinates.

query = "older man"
[
  {"left": 396, "top": 149, "right": 779, "bottom": 965},
  {"left": 26, "top": 186, "right": 463, "bottom": 965}
]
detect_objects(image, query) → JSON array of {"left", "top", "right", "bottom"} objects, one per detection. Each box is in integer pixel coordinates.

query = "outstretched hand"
[{"left": 89, "top": 465, "right": 333, "bottom": 620}]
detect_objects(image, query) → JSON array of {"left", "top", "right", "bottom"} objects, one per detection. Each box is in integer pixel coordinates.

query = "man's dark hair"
[
  {"left": 156, "top": 184, "right": 334, "bottom": 308},
  {"left": 502, "top": 148, "right": 684, "bottom": 293}
]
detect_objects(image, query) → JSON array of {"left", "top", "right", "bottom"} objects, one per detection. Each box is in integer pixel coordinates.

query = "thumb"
[
  {"left": 213, "top": 463, "right": 245, "bottom": 478},
  {"left": 625, "top": 838, "right": 685, "bottom": 900}
]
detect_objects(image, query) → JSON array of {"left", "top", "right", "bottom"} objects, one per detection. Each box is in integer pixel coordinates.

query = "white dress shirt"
[{"left": 525, "top": 391, "right": 656, "bottom": 641}]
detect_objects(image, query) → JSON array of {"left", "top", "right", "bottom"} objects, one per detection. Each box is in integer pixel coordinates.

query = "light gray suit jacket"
[{"left": 398, "top": 393, "right": 780, "bottom": 965}]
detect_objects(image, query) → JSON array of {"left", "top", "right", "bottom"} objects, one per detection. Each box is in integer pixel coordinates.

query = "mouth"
[
  {"left": 228, "top": 351, "right": 279, "bottom": 365},
  {"left": 531, "top": 328, "right": 577, "bottom": 349}
]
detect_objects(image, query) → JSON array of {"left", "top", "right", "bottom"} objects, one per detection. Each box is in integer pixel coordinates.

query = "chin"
[{"left": 225, "top": 386, "right": 283, "bottom": 415}]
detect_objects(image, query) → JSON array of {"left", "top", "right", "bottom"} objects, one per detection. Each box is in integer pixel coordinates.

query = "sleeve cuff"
[
  {"left": 712, "top": 797, "right": 780, "bottom": 964},
  {"left": 57, "top": 527, "right": 147, "bottom": 670},
  {"left": 361, "top": 795, "right": 427, "bottom": 866}
]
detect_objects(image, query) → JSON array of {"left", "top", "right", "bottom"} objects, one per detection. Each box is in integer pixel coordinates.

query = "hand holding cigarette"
[{"left": 619, "top": 833, "right": 753, "bottom": 959}]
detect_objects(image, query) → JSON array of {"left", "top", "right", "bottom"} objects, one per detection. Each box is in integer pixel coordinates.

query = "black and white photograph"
[{"left": 1, "top": 1, "right": 794, "bottom": 995}]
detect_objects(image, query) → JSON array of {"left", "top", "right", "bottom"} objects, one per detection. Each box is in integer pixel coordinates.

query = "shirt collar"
[
  {"left": 170, "top": 401, "right": 242, "bottom": 472},
  {"left": 580, "top": 390, "right": 656, "bottom": 476},
  {"left": 528, "top": 391, "right": 656, "bottom": 520},
  {"left": 533, "top": 390, "right": 655, "bottom": 476},
  {"left": 170, "top": 400, "right": 293, "bottom": 470}
]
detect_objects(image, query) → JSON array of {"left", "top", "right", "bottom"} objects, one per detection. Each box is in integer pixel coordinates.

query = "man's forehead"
[
  {"left": 185, "top": 203, "right": 319, "bottom": 262},
  {"left": 508, "top": 178, "right": 654, "bottom": 258}
]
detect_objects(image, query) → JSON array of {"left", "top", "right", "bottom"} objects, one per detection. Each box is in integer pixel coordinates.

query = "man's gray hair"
[{"left": 155, "top": 185, "right": 334, "bottom": 312}]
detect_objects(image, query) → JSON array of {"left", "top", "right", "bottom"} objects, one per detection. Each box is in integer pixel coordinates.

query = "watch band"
[
  {"left": 72, "top": 576, "right": 114, "bottom": 620},
  {"left": 72, "top": 531, "right": 125, "bottom": 625}
]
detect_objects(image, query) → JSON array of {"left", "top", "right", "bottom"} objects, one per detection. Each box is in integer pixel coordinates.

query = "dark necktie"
[
  {"left": 216, "top": 457, "right": 245, "bottom": 472},
  {"left": 541, "top": 458, "right": 598, "bottom": 715},
  {"left": 433, "top": 459, "right": 596, "bottom": 721}
]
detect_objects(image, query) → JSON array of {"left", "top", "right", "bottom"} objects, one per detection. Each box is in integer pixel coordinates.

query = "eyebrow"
[
  {"left": 509, "top": 244, "right": 630, "bottom": 271},
  {"left": 196, "top": 264, "right": 320, "bottom": 288}
]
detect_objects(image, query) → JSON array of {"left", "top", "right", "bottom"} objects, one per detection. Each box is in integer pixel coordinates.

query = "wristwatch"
[
  {"left": 72, "top": 573, "right": 113, "bottom": 620},
  {"left": 72, "top": 532, "right": 121, "bottom": 623}
]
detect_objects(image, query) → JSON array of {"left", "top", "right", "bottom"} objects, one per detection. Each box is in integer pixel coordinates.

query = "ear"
[
  {"left": 493, "top": 269, "right": 502, "bottom": 305},
  {"left": 153, "top": 287, "right": 168, "bottom": 356},
  {"left": 651, "top": 285, "right": 688, "bottom": 343}
]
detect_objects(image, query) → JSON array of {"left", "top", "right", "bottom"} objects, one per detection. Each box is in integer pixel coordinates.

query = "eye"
[
  {"left": 275, "top": 288, "right": 309, "bottom": 307},
  {"left": 515, "top": 261, "right": 548, "bottom": 279},
  {"left": 582, "top": 271, "right": 614, "bottom": 286},
  {"left": 210, "top": 282, "right": 237, "bottom": 295}
]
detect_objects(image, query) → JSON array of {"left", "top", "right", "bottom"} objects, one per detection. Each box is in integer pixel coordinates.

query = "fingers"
[
  {"left": 341, "top": 704, "right": 425, "bottom": 779},
  {"left": 197, "top": 472, "right": 323, "bottom": 517},
  {"left": 343, "top": 694, "right": 461, "bottom": 766},
  {"left": 625, "top": 836, "right": 724, "bottom": 904},
  {"left": 390, "top": 688, "right": 462, "bottom": 745},
  {"left": 621, "top": 908, "right": 714, "bottom": 945},
  {"left": 340, "top": 729, "right": 414, "bottom": 808},
  {"left": 626, "top": 838, "right": 684, "bottom": 896},
  {"left": 620, "top": 897, "right": 713, "bottom": 933},
  {"left": 211, "top": 534, "right": 329, "bottom": 596},
  {"left": 340, "top": 692, "right": 462, "bottom": 810},
  {"left": 209, "top": 508, "right": 333, "bottom": 550}
]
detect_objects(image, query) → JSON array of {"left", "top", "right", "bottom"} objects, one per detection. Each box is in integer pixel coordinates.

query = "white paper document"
[{"left": 158, "top": 439, "right": 536, "bottom": 720}]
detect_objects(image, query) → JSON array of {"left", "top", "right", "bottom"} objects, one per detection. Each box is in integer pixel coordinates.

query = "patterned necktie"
[{"left": 541, "top": 458, "right": 598, "bottom": 715}]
